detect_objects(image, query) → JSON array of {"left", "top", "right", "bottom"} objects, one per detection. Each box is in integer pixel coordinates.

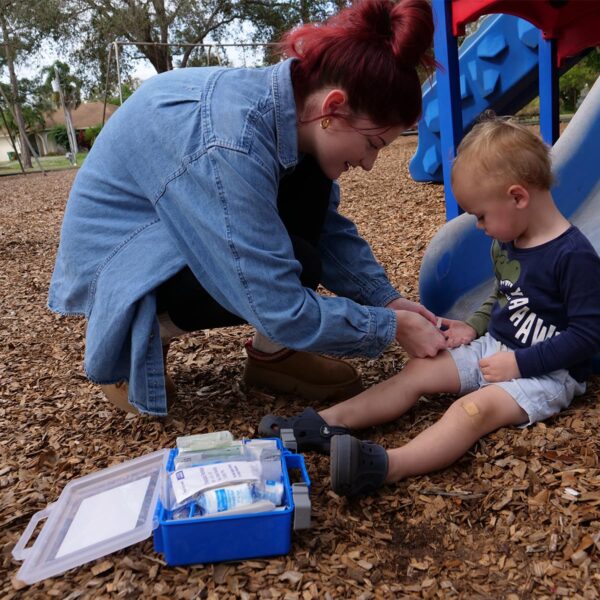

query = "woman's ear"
[
  {"left": 321, "top": 89, "right": 348, "bottom": 116},
  {"left": 508, "top": 184, "right": 530, "bottom": 208}
]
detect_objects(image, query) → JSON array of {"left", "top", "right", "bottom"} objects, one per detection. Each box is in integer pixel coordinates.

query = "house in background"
[
  {"left": 0, "top": 102, "right": 118, "bottom": 161},
  {"left": 41, "top": 101, "right": 119, "bottom": 155},
  {"left": 0, "top": 126, "right": 16, "bottom": 161}
]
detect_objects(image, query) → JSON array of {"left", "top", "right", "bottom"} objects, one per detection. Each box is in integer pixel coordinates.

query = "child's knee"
[
  {"left": 461, "top": 399, "right": 481, "bottom": 418},
  {"left": 450, "top": 394, "right": 516, "bottom": 432},
  {"left": 448, "top": 397, "right": 488, "bottom": 430}
]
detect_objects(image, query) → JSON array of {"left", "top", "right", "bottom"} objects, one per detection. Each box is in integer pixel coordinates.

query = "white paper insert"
[
  {"left": 56, "top": 476, "right": 151, "bottom": 558},
  {"left": 170, "top": 461, "right": 262, "bottom": 505}
]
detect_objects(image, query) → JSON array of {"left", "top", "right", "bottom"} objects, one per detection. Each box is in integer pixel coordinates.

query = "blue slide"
[
  {"left": 411, "top": 14, "right": 556, "bottom": 183},
  {"left": 419, "top": 75, "right": 600, "bottom": 324}
]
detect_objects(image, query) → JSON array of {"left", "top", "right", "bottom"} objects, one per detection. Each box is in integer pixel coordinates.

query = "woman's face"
[{"left": 315, "top": 116, "right": 405, "bottom": 180}]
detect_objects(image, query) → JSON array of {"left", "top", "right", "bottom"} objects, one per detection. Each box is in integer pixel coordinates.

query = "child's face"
[{"left": 452, "top": 167, "right": 526, "bottom": 243}]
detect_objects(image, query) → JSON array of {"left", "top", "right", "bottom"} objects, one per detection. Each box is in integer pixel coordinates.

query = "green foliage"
[
  {"left": 49, "top": 124, "right": 69, "bottom": 148},
  {"left": 560, "top": 49, "right": 600, "bottom": 113},
  {"left": 53, "top": 0, "right": 350, "bottom": 93},
  {"left": 0, "top": 81, "right": 48, "bottom": 133},
  {"left": 40, "top": 61, "right": 83, "bottom": 111},
  {"left": 84, "top": 123, "right": 103, "bottom": 146},
  {"left": 517, "top": 96, "right": 540, "bottom": 118},
  {"left": 104, "top": 80, "right": 138, "bottom": 105}
]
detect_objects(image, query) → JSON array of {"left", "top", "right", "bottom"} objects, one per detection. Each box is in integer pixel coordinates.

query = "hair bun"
[
  {"left": 333, "top": 0, "right": 435, "bottom": 68},
  {"left": 358, "top": 0, "right": 395, "bottom": 42},
  {"left": 280, "top": 0, "right": 434, "bottom": 126},
  {"left": 391, "top": 0, "right": 435, "bottom": 68}
]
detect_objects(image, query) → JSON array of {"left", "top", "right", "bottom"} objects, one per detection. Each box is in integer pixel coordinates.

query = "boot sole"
[{"left": 243, "top": 365, "right": 363, "bottom": 402}]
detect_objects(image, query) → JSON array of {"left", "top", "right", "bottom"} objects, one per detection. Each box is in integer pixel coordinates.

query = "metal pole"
[
  {"left": 114, "top": 41, "right": 123, "bottom": 104},
  {"left": 22, "top": 128, "right": 46, "bottom": 174},
  {"left": 102, "top": 42, "right": 114, "bottom": 127},
  {"left": 53, "top": 66, "right": 78, "bottom": 166}
]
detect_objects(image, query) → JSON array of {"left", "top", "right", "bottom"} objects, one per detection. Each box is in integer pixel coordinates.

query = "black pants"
[{"left": 156, "top": 156, "right": 332, "bottom": 332}]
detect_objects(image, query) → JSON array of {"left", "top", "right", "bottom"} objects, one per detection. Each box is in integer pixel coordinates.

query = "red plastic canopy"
[{"left": 450, "top": 0, "right": 600, "bottom": 66}]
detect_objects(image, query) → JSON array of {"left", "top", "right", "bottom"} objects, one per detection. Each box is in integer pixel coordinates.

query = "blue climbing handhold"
[
  {"left": 424, "top": 99, "right": 440, "bottom": 133},
  {"left": 477, "top": 34, "right": 507, "bottom": 59},
  {"left": 423, "top": 145, "right": 441, "bottom": 175},
  {"left": 482, "top": 69, "right": 500, "bottom": 97},
  {"left": 517, "top": 19, "right": 538, "bottom": 49},
  {"left": 460, "top": 74, "right": 471, "bottom": 100}
]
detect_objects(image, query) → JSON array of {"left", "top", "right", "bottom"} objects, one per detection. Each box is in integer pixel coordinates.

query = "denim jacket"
[{"left": 49, "top": 59, "right": 399, "bottom": 415}]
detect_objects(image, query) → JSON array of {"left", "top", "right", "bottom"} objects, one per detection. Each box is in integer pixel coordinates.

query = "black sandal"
[
  {"left": 330, "top": 434, "right": 388, "bottom": 496},
  {"left": 258, "top": 407, "right": 350, "bottom": 454}
]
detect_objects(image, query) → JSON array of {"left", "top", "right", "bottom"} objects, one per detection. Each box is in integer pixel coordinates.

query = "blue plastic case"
[
  {"left": 154, "top": 447, "right": 311, "bottom": 565},
  {"left": 13, "top": 440, "right": 311, "bottom": 584}
]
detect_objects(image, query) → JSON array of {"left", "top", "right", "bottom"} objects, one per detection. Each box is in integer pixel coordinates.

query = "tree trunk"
[
  {"left": 0, "top": 15, "right": 32, "bottom": 168},
  {"left": 139, "top": 42, "right": 172, "bottom": 72},
  {"left": 299, "top": 0, "right": 310, "bottom": 24}
]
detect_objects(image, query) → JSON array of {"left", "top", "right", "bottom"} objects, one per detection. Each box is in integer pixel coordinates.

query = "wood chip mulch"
[{"left": 2, "top": 136, "right": 600, "bottom": 599}]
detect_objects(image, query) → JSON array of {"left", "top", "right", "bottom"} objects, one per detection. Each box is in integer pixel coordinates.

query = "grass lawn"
[{"left": 0, "top": 151, "right": 87, "bottom": 174}]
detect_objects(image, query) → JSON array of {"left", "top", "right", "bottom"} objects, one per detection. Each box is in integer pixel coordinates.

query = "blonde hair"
[{"left": 451, "top": 115, "right": 554, "bottom": 190}]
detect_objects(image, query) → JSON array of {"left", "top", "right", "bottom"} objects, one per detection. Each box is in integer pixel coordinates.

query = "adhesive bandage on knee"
[{"left": 462, "top": 401, "right": 480, "bottom": 417}]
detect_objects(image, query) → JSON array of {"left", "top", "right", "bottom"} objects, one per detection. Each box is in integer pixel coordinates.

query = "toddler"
[{"left": 259, "top": 117, "right": 600, "bottom": 496}]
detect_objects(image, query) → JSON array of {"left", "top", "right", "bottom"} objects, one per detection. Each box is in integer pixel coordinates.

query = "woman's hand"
[
  {"left": 479, "top": 351, "right": 520, "bottom": 382},
  {"left": 386, "top": 297, "right": 437, "bottom": 326},
  {"left": 439, "top": 318, "right": 477, "bottom": 348},
  {"left": 394, "top": 310, "right": 447, "bottom": 358}
]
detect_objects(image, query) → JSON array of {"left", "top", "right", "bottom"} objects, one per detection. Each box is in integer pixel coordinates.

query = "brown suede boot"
[
  {"left": 101, "top": 344, "right": 176, "bottom": 414},
  {"left": 243, "top": 340, "right": 363, "bottom": 402}
]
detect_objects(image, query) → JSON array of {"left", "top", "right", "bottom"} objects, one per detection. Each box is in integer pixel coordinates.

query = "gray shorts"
[{"left": 448, "top": 332, "right": 586, "bottom": 426}]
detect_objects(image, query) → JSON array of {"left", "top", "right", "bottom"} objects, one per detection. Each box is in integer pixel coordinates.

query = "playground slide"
[
  {"left": 410, "top": 14, "right": 568, "bottom": 183},
  {"left": 419, "top": 75, "right": 600, "bottom": 323}
]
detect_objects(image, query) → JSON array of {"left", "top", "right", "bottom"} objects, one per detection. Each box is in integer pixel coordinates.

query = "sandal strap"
[
  {"left": 258, "top": 407, "right": 349, "bottom": 454},
  {"left": 319, "top": 424, "right": 350, "bottom": 438}
]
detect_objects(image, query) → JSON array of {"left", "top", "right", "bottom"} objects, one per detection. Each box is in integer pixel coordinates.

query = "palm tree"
[{"left": 41, "top": 61, "right": 82, "bottom": 157}]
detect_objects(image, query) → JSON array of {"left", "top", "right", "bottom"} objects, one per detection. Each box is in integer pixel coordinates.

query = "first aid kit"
[{"left": 12, "top": 436, "right": 310, "bottom": 585}]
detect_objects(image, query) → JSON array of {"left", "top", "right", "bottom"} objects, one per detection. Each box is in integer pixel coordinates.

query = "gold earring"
[{"left": 320, "top": 117, "right": 331, "bottom": 130}]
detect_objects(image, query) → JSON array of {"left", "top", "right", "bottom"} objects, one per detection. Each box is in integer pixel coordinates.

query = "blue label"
[{"left": 216, "top": 488, "right": 228, "bottom": 512}]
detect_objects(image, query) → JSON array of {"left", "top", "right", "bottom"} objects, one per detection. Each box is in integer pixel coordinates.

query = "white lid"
[{"left": 13, "top": 449, "right": 170, "bottom": 585}]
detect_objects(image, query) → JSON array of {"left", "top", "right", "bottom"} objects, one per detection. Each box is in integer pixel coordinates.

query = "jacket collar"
[{"left": 271, "top": 59, "right": 299, "bottom": 169}]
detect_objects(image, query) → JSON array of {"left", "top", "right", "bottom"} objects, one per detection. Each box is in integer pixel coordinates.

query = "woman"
[{"left": 49, "top": 0, "right": 446, "bottom": 415}]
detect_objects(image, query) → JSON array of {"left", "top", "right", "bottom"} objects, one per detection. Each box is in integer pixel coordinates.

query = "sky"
[{"left": 7, "top": 29, "right": 268, "bottom": 95}]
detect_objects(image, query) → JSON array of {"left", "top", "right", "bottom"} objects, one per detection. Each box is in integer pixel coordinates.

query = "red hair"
[{"left": 280, "top": 0, "right": 436, "bottom": 127}]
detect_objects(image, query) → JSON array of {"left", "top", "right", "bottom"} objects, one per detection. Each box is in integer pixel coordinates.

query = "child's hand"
[
  {"left": 479, "top": 351, "right": 521, "bottom": 382},
  {"left": 439, "top": 318, "right": 477, "bottom": 348},
  {"left": 386, "top": 298, "right": 437, "bottom": 326},
  {"left": 394, "top": 310, "right": 447, "bottom": 358}
]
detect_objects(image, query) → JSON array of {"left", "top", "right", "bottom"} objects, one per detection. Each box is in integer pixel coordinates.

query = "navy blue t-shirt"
[{"left": 487, "top": 226, "right": 600, "bottom": 381}]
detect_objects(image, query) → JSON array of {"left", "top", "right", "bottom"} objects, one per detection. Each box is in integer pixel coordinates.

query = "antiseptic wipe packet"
[{"left": 169, "top": 460, "right": 263, "bottom": 507}]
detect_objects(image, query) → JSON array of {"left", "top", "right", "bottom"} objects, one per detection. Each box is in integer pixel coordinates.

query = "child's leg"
[
  {"left": 386, "top": 385, "right": 528, "bottom": 482},
  {"left": 320, "top": 350, "right": 461, "bottom": 430}
]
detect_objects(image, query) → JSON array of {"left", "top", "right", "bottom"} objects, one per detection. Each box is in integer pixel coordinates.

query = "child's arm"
[
  {"left": 440, "top": 240, "right": 502, "bottom": 348},
  {"left": 464, "top": 288, "right": 499, "bottom": 336},
  {"left": 514, "top": 248, "right": 600, "bottom": 378}
]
